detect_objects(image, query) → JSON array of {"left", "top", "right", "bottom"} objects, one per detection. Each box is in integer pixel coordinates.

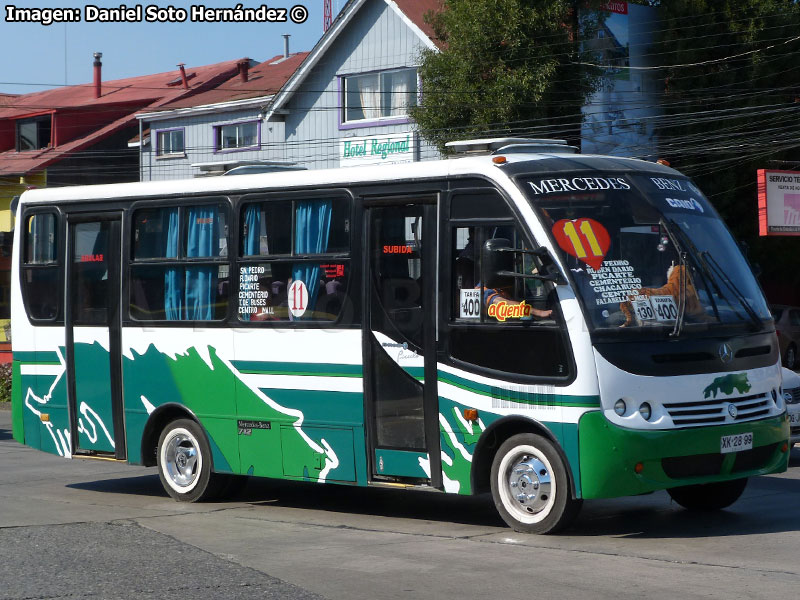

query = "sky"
[{"left": 0, "top": 0, "right": 344, "bottom": 95}]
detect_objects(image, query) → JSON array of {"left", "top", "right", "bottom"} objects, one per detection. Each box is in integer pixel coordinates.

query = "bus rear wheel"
[
  {"left": 667, "top": 478, "right": 748, "bottom": 511},
  {"left": 490, "top": 433, "right": 581, "bottom": 534},
  {"left": 157, "top": 419, "right": 223, "bottom": 502}
]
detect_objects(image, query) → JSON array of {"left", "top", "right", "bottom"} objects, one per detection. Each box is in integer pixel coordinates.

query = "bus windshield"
[{"left": 518, "top": 172, "right": 771, "bottom": 334}]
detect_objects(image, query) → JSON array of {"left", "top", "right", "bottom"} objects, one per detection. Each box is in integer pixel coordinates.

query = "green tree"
[
  {"left": 652, "top": 0, "right": 800, "bottom": 300},
  {"left": 410, "top": 0, "right": 605, "bottom": 152}
]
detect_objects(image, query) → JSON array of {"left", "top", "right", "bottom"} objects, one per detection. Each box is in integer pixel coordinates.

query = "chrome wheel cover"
[
  {"left": 497, "top": 444, "right": 556, "bottom": 524},
  {"left": 160, "top": 428, "right": 202, "bottom": 493}
]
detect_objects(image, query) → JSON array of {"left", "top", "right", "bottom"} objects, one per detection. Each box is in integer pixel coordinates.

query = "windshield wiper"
[
  {"left": 663, "top": 217, "right": 762, "bottom": 332},
  {"left": 661, "top": 218, "right": 720, "bottom": 336},
  {"left": 659, "top": 219, "right": 694, "bottom": 337},
  {"left": 699, "top": 250, "right": 763, "bottom": 331}
]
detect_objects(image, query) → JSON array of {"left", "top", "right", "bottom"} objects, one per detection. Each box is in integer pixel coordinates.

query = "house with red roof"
[
  {"left": 0, "top": 56, "right": 245, "bottom": 189},
  {"left": 137, "top": 0, "right": 444, "bottom": 179},
  {"left": 137, "top": 48, "right": 309, "bottom": 179},
  {"left": 0, "top": 56, "right": 248, "bottom": 348}
]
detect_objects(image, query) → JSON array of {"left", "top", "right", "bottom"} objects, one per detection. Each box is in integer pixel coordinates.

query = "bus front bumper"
[{"left": 577, "top": 411, "right": 790, "bottom": 499}]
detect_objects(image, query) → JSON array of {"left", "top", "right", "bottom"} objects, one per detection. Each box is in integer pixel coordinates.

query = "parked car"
[
  {"left": 782, "top": 367, "right": 800, "bottom": 446},
  {"left": 771, "top": 305, "right": 800, "bottom": 369}
]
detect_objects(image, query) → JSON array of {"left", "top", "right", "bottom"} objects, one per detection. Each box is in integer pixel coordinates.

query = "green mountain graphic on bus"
[{"left": 703, "top": 373, "right": 751, "bottom": 398}]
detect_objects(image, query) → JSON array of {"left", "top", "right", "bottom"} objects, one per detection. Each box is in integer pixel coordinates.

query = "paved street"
[{"left": 1, "top": 405, "right": 799, "bottom": 600}]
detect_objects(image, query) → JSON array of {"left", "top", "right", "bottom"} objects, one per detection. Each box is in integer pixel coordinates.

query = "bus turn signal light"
[
  {"left": 492, "top": 156, "right": 507, "bottom": 165},
  {"left": 781, "top": 442, "right": 789, "bottom": 453},
  {"left": 463, "top": 408, "right": 479, "bottom": 421},
  {"left": 634, "top": 462, "right": 644, "bottom": 474}
]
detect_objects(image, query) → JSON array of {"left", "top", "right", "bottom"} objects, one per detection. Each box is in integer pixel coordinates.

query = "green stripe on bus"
[
  {"left": 437, "top": 371, "right": 600, "bottom": 408},
  {"left": 231, "top": 361, "right": 363, "bottom": 377},
  {"left": 13, "top": 351, "right": 61, "bottom": 364}
]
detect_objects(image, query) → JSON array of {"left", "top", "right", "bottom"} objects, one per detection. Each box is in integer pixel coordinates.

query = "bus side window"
[
  {"left": 448, "top": 221, "right": 569, "bottom": 379},
  {"left": 129, "top": 203, "right": 229, "bottom": 321},
  {"left": 22, "top": 212, "right": 60, "bottom": 321},
  {"left": 237, "top": 197, "right": 353, "bottom": 324},
  {"left": 452, "top": 225, "right": 552, "bottom": 323}
]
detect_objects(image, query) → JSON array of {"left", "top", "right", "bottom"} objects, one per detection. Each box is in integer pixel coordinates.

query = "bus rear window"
[{"left": 22, "top": 212, "right": 60, "bottom": 321}]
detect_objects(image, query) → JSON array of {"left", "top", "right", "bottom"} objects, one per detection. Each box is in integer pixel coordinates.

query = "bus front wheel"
[
  {"left": 157, "top": 419, "right": 222, "bottom": 502},
  {"left": 490, "top": 433, "right": 581, "bottom": 534},
  {"left": 667, "top": 478, "right": 748, "bottom": 511}
]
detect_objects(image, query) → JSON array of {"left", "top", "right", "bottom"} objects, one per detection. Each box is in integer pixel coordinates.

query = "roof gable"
[{"left": 263, "top": 0, "right": 442, "bottom": 120}]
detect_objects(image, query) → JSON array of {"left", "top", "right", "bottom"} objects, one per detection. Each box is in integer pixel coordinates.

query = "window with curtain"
[
  {"left": 22, "top": 212, "right": 60, "bottom": 321},
  {"left": 129, "top": 202, "right": 229, "bottom": 321},
  {"left": 214, "top": 121, "right": 258, "bottom": 151},
  {"left": 238, "top": 196, "right": 353, "bottom": 324},
  {"left": 343, "top": 68, "right": 417, "bottom": 123}
]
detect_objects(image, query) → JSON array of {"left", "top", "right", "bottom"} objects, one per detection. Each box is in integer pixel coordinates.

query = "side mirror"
[{"left": 481, "top": 238, "right": 566, "bottom": 285}]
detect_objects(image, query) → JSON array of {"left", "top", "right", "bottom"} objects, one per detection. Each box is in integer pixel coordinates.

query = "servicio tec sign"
[{"left": 339, "top": 133, "right": 416, "bottom": 167}]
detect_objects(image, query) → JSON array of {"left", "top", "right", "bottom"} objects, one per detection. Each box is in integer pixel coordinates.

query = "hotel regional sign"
[{"left": 340, "top": 133, "right": 416, "bottom": 167}]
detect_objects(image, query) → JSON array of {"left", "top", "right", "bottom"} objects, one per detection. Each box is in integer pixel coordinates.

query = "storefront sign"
[
  {"left": 340, "top": 133, "right": 416, "bottom": 167},
  {"left": 757, "top": 169, "right": 800, "bottom": 236}
]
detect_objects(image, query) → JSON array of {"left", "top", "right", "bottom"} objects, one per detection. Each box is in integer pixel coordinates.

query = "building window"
[
  {"left": 16, "top": 116, "right": 52, "bottom": 151},
  {"left": 214, "top": 121, "right": 258, "bottom": 151},
  {"left": 237, "top": 196, "right": 353, "bottom": 323},
  {"left": 342, "top": 68, "right": 417, "bottom": 124},
  {"left": 156, "top": 129, "right": 185, "bottom": 156},
  {"left": 129, "top": 202, "right": 229, "bottom": 321}
]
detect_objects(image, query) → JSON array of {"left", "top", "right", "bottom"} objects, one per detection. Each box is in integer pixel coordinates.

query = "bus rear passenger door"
[
  {"left": 364, "top": 199, "right": 442, "bottom": 488},
  {"left": 66, "top": 215, "right": 126, "bottom": 459}
]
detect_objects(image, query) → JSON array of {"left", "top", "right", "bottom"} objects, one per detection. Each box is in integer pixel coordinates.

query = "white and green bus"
[{"left": 10, "top": 139, "right": 791, "bottom": 533}]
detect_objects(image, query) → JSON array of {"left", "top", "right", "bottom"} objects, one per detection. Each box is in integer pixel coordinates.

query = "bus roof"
[{"left": 17, "top": 152, "right": 679, "bottom": 205}]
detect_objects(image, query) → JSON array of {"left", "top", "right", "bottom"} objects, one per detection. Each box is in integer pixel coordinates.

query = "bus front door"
[
  {"left": 364, "top": 200, "right": 442, "bottom": 488},
  {"left": 65, "top": 215, "right": 125, "bottom": 459}
]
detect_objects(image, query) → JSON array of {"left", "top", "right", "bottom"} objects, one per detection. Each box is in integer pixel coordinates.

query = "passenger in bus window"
[{"left": 482, "top": 238, "right": 552, "bottom": 321}]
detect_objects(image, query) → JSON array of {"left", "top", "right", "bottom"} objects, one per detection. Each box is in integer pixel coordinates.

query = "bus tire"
[
  {"left": 490, "top": 433, "right": 581, "bottom": 534},
  {"left": 157, "top": 419, "right": 222, "bottom": 502},
  {"left": 667, "top": 477, "right": 748, "bottom": 511}
]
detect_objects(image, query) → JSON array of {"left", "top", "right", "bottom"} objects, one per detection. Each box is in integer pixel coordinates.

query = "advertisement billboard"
[
  {"left": 757, "top": 169, "right": 800, "bottom": 236},
  {"left": 581, "top": 1, "right": 659, "bottom": 159}
]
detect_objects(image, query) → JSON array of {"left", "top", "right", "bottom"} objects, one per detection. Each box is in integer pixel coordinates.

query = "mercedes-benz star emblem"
[
  {"left": 718, "top": 343, "right": 734, "bottom": 364},
  {"left": 727, "top": 403, "right": 738, "bottom": 418}
]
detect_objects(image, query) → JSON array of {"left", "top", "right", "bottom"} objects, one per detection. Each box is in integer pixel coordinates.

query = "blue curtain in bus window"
[
  {"left": 241, "top": 205, "right": 261, "bottom": 322},
  {"left": 243, "top": 205, "right": 261, "bottom": 256},
  {"left": 292, "top": 200, "right": 332, "bottom": 318},
  {"left": 164, "top": 208, "right": 182, "bottom": 320},
  {"left": 184, "top": 206, "right": 219, "bottom": 320}
]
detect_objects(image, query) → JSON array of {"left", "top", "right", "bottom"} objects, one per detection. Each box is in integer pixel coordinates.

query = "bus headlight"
[
  {"left": 614, "top": 399, "right": 626, "bottom": 416},
  {"left": 639, "top": 402, "right": 652, "bottom": 421}
]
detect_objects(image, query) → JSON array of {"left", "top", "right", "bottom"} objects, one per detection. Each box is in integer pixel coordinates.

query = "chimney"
[
  {"left": 177, "top": 63, "right": 189, "bottom": 89},
  {"left": 283, "top": 34, "right": 290, "bottom": 58},
  {"left": 93, "top": 52, "right": 102, "bottom": 98},
  {"left": 237, "top": 59, "right": 249, "bottom": 83}
]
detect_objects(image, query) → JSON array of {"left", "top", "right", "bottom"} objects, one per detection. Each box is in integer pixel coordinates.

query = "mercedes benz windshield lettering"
[{"left": 519, "top": 173, "right": 770, "bottom": 334}]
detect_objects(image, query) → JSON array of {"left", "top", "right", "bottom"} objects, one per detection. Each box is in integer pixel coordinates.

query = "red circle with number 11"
[{"left": 552, "top": 218, "right": 610, "bottom": 271}]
